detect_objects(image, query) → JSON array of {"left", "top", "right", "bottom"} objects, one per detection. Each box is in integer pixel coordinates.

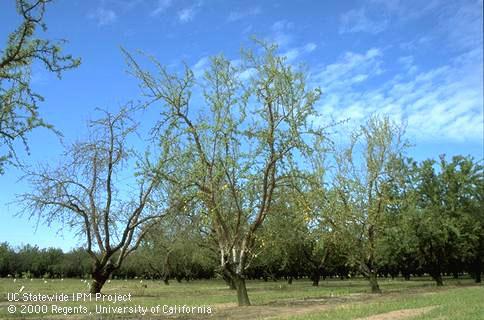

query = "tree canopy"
[{"left": 0, "top": 0, "right": 80, "bottom": 174}]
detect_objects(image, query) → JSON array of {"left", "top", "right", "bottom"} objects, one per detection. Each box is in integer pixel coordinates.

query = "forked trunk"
[{"left": 234, "top": 275, "right": 250, "bottom": 306}]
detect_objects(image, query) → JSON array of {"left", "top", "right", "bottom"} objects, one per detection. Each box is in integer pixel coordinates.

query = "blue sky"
[{"left": 0, "top": 0, "right": 482, "bottom": 251}]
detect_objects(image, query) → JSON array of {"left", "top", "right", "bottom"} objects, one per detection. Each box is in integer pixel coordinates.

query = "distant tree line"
[{"left": 0, "top": 244, "right": 90, "bottom": 278}]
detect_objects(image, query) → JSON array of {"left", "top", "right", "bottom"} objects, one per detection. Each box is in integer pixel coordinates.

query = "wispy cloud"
[
  {"left": 178, "top": 6, "right": 197, "bottom": 23},
  {"left": 339, "top": 8, "right": 387, "bottom": 34},
  {"left": 89, "top": 8, "right": 117, "bottom": 26},
  {"left": 313, "top": 48, "right": 383, "bottom": 89},
  {"left": 192, "top": 56, "right": 210, "bottom": 77},
  {"left": 270, "top": 20, "right": 294, "bottom": 48},
  {"left": 313, "top": 47, "right": 483, "bottom": 142},
  {"left": 151, "top": 0, "right": 173, "bottom": 16},
  {"left": 282, "top": 42, "right": 317, "bottom": 63},
  {"left": 338, "top": 0, "right": 440, "bottom": 35},
  {"left": 441, "top": 0, "right": 483, "bottom": 51},
  {"left": 227, "top": 6, "right": 261, "bottom": 22},
  {"left": 109, "top": 0, "right": 144, "bottom": 11}
]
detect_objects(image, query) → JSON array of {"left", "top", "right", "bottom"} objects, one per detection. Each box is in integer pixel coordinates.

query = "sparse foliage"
[
  {"left": 19, "top": 108, "right": 174, "bottom": 293},
  {"left": 125, "top": 40, "right": 323, "bottom": 305},
  {"left": 0, "top": 0, "right": 80, "bottom": 173}
]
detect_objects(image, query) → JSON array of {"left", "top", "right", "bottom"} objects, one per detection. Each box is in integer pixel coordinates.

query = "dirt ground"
[
  {"left": 206, "top": 293, "right": 390, "bottom": 320},
  {"left": 354, "top": 306, "right": 437, "bottom": 320},
  {"left": 0, "top": 290, "right": 443, "bottom": 320}
]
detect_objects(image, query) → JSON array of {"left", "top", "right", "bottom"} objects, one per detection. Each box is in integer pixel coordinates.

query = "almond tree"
[
  {"left": 125, "top": 41, "right": 322, "bottom": 305},
  {"left": 0, "top": 0, "right": 80, "bottom": 173},
  {"left": 408, "top": 155, "right": 483, "bottom": 285},
  {"left": 332, "top": 116, "right": 407, "bottom": 293},
  {"left": 20, "top": 108, "right": 177, "bottom": 293}
]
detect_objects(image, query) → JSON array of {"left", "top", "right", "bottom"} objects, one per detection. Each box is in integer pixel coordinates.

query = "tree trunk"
[
  {"left": 90, "top": 261, "right": 117, "bottom": 294},
  {"left": 163, "top": 276, "right": 170, "bottom": 285},
  {"left": 431, "top": 271, "right": 443, "bottom": 286},
  {"left": 435, "top": 275, "right": 443, "bottom": 286},
  {"left": 369, "top": 271, "right": 381, "bottom": 293},
  {"left": 234, "top": 275, "right": 250, "bottom": 306},
  {"left": 311, "top": 269, "right": 320, "bottom": 286},
  {"left": 474, "top": 257, "right": 482, "bottom": 283},
  {"left": 223, "top": 273, "right": 236, "bottom": 290},
  {"left": 430, "top": 264, "right": 443, "bottom": 286},
  {"left": 287, "top": 276, "right": 293, "bottom": 285},
  {"left": 90, "top": 273, "right": 108, "bottom": 294}
]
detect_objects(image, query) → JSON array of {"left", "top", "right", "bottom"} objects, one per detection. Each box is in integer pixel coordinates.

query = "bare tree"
[{"left": 19, "top": 108, "right": 175, "bottom": 293}]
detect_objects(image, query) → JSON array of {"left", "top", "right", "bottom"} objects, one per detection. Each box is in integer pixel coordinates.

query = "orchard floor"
[{"left": 0, "top": 277, "right": 482, "bottom": 319}]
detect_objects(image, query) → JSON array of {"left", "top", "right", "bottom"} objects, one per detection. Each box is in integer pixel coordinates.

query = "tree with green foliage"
[
  {"left": 408, "top": 155, "right": 483, "bottom": 285},
  {"left": 62, "top": 248, "right": 91, "bottom": 278},
  {"left": 138, "top": 213, "right": 216, "bottom": 284},
  {"left": 0, "top": 0, "right": 80, "bottom": 173},
  {"left": 295, "top": 139, "right": 348, "bottom": 286},
  {"left": 0, "top": 242, "right": 16, "bottom": 277},
  {"left": 125, "top": 41, "right": 323, "bottom": 306},
  {"left": 438, "top": 155, "right": 483, "bottom": 283},
  {"left": 375, "top": 157, "right": 421, "bottom": 280},
  {"left": 332, "top": 116, "right": 408, "bottom": 293},
  {"left": 253, "top": 184, "right": 316, "bottom": 284}
]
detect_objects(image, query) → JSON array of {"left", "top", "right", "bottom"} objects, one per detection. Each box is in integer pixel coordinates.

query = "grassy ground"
[{"left": 0, "top": 277, "right": 482, "bottom": 319}]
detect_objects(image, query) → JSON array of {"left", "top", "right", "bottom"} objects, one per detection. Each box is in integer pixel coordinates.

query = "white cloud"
[
  {"left": 339, "top": 0, "right": 443, "bottom": 35},
  {"left": 109, "top": 0, "right": 144, "bottom": 11},
  {"left": 178, "top": 6, "right": 196, "bottom": 23},
  {"left": 369, "top": 0, "right": 401, "bottom": 13},
  {"left": 313, "top": 47, "right": 483, "bottom": 143},
  {"left": 281, "top": 42, "right": 317, "bottom": 63},
  {"left": 397, "top": 56, "right": 413, "bottom": 68},
  {"left": 339, "top": 8, "right": 387, "bottom": 34},
  {"left": 192, "top": 56, "right": 210, "bottom": 77},
  {"left": 238, "top": 68, "right": 257, "bottom": 82},
  {"left": 227, "top": 6, "right": 261, "bottom": 22},
  {"left": 313, "top": 48, "right": 383, "bottom": 90},
  {"left": 283, "top": 48, "right": 300, "bottom": 63},
  {"left": 441, "top": 0, "right": 483, "bottom": 51},
  {"left": 270, "top": 20, "right": 294, "bottom": 47},
  {"left": 151, "top": 0, "right": 173, "bottom": 16},
  {"left": 303, "top": 42, "right": 317, "bottom": 53},
  {"left": 178, "top": 8, "right": 194, "bottom": 23},
  {"left": 89, "top": 8, "right": 117, "bottom": 26}
]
